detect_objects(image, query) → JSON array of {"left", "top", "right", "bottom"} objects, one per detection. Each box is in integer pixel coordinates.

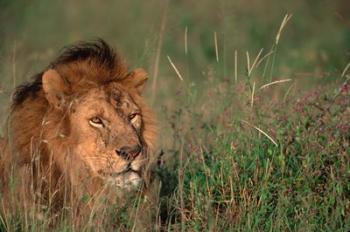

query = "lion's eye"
[
  {"left": 89, "top": 117, "right": 104, "bottom": 128},
  {"left": 128, "top": 113, "right": 137, "bottom": 120},
  {"left": 129, "top": 113, "right": 141, "bottom": 127}
]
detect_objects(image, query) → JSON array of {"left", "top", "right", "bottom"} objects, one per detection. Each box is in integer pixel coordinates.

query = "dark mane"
[
  {"left": 12, "top": 39, "right": 118, "bottom": 106},
  {"left": 12, "top": 72, "right": 43, "bottom": 106},
  {"left": 51, "top": 39, "right": 117, "bottom": 69}
]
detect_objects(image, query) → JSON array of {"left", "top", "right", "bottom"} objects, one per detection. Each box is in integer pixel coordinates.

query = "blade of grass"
[
  {"left": 283, "top": 82, "right": 295, "bottom": 102},
  {"left": 12, "top": 40, "right": 17, "bottom": 89},
  {"left": 234, "top": 50, "right": 238, "bottom": 82},
  {"left": 167, "top": 56, "right": 184, "bottom": 81},
  {"left": 259, "top": 79, "right": 292, "bottom": 90},
  {"left": 184, "top": 26, "right": 188, "bottom": 55},
  {"left": 241, "top": 120, "right": 278, "bottom": 146},
  {"left": 341, "top": 61, "right": 350, "bottom": 78},
  {"left": 251, "top": 81, "right": 256, "bottom": 108},
  {"left": 214, "top": 31, "right": 219, "bottom": 63},
  {"left": 275, "top": 14, "right": 293, "bottom": 46},
  {"left": 246, "top": 49, "right": 264, "bottom": 77},
  {"left": 246, "top": 51, "right": 250, "bottom": 77},
  {"left": 151, "top": 1, "right": 168, "bottom": 104},
  {"left": 269, "top": 14, "right": 293, "bottom": 82},
  {"left": 256, "top": 50, "right": 274, "bottom": 68}
]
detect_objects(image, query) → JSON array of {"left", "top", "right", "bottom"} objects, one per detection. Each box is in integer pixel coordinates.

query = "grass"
[
  {"left": 163, "top": 85, "right": 349, "bottom": 231},
  {"left": 0, "top": 0, "right": 350, "bottom": 231}
]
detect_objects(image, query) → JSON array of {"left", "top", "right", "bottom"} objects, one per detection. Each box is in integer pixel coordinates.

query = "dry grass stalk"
[
  {"left": 251, "top": 81, "right": 256, "bottom": 108},
  {"left": 241, "top": 120, "right": 278, "bottom": 146},
  {"left": 275, "top": 14, "right": 293, "bottom": 45},
  {"left": 185, "top": 26, "right": 188, "bottom": 55},
  {"left": 259, "top": 78, "right": 292, "bottom": 90},
  {"left": 151, "top": 1, "right": 168, "bottom": 103},
  {"left": 246, "top": 49, "right": 264, "bottom": 77},
  {"left": 283, "top": 82, "right": 295, "bottom": 102},
  {"left": 167, "top": 56, "right": 184, "bottom": 81},
  {"left": 256, "top": 50, "right": 274, "bottom": 67},
  {"left": 12, "top": 40, "right": 17, "bottom": 88},
  {"left": 234, "top": 50, "right": 238, "bottom": 82},
  {"left": 214, "top": 31, "right": 219, "bottom": 62},
  {"left": 341, "top": 62, "right": 350, "bottom": 78}
]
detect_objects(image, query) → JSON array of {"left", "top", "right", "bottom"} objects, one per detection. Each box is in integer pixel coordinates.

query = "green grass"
[
  {"left": 0, "top": 0, "right": 350, "bottom": 231},
  {"left": 159, "top": 85, "right": 349, "bottom": 231}
]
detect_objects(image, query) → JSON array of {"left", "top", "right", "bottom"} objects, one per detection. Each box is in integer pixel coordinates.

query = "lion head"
[{"left": 1, "top": 40, "right": 156, "bottom": 206}]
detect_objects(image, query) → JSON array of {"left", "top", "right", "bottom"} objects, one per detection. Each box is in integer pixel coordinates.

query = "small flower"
[
  {"left": 340, "top": 82, "right": 349, "bottom": 94},
  {"left": 230, "top": 141, "right": 238, "bottom": 151}
]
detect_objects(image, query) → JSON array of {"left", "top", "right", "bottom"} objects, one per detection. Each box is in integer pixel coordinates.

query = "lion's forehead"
[
  {"left": 76, "top": 86, "right": 139, "bottom": 117},
  {"left": 107, "top": 86, "right": 140, "bottom": 113}
]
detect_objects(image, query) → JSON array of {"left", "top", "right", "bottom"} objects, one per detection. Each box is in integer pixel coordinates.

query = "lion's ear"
[
  {"left": 121, "top": 68, "right": 148, "bottom": 94},
  {"left": 42, "top": 69, "right": 68, "bottom": 109}
]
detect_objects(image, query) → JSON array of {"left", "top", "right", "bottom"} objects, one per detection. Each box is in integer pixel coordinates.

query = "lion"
[{"left": 0, "top": 40, "right": 157, "bottom": 217}]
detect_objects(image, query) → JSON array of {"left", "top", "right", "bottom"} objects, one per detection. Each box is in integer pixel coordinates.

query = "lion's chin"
[{"left": 105, "top": 171, "right": 142, "bottom": 191}]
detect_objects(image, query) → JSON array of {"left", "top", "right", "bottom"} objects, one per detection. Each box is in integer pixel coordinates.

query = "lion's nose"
[{"left": 116, "top": 145, "right": 142, "bottom": 161}]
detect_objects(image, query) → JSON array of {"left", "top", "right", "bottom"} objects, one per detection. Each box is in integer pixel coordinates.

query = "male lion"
[{"left": 0, "top": 40, "right": 157, "bottom": 216}]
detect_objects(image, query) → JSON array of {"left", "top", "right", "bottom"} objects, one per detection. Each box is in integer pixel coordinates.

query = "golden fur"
[{"left": 0, "top": 40, "right": 156, "bottom": 211}]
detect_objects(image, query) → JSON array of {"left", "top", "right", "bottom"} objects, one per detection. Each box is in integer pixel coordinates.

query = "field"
[{"left": 0, "top": 0, "right": 349, "bottom": 231}]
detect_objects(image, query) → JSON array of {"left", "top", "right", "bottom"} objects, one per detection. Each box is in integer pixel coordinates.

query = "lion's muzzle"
[{"left": 115, "top": 144, "right": 142, "bottom": 161}]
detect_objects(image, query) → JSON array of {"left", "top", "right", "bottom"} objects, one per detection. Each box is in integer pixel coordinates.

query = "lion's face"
[
  {"left": 39, "top": 65, "right": 155, "bottom": 192},
  {"left": 69, "top": 83, "right": 147, "bottom": 190}
]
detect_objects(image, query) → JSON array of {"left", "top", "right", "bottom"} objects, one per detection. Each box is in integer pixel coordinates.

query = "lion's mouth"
[
  {"left": 97, "top": 167, "right": 143, "bottom": 190},
  {"left": 97, "top": 167, "right": 141, "bottom": 178}
]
